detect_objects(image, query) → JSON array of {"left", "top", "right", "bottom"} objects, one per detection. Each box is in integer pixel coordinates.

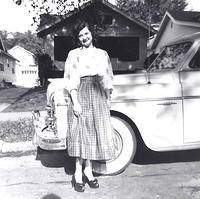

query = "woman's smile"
[{"left": 78, "top": 26, "right": 93, "bottom": 48}]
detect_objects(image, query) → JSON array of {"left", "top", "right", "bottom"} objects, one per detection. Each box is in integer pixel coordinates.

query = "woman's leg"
[
  {"left": 75, "top": 157, "right": 83, "bottom": 183},
  {"left": 84, "top": 159, "right": 94, "bottom": 180},
  {"left": 83, "top": 159, "right": 99, "bottom": 188}
]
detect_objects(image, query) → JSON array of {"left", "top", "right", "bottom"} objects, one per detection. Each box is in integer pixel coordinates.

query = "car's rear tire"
[{"left": 92, "top": 115, "right": 137, "bottom": 175}]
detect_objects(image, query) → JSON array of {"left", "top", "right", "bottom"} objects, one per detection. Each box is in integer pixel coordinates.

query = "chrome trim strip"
[
  {"left": 152, "top": 142, "right": 200, "bottom": 152},
  {"left": 112, "top": 95, "right": 200, "bottom": 103},
  {"left": 112, "top": 97, "right": 182, "bottom": 103},
  {"left": 183, "top": 95, "right": 200, "bottom": 100}
]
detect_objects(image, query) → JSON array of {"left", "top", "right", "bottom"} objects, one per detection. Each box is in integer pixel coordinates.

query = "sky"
[
  {"left": 0, "top": 0, "right": 37, "bottom": 33},
  {"left": 0, "top": 0, "right": 200, "bottom": 33}
]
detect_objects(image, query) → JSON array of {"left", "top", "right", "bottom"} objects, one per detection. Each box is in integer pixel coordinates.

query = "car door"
[
  {"left": 146, "top": 41, "right": 194, "bottom": 149},
  {"left": 180, "top": 43, "right": 200, "bottom": 143},
  {"left": 146, "top": 74, "right": 183, "bottom": 149},
  {"left": 144, "top": 43, "right": 189, "bottom": 149}
]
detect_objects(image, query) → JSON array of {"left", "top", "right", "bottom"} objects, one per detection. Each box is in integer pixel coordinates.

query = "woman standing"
[{"left": 64, "top": 20, "right": 116, "bottom": 192}]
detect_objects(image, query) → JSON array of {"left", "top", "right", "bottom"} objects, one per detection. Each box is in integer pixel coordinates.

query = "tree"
[
  {"left": 0, "top": 30, "right": 44, "bottom": 54},
  {"left": 116, "top": 0, "right": 188, "bottom": 24},
  {"left": 13, "top": 0, "right": 188, "bottom": 28},
  {"left": 0, "top": 30, "right": 57, "bottom": 86},
  {"left": 13, "top": 0, "right": 90, "bottom": 26}
]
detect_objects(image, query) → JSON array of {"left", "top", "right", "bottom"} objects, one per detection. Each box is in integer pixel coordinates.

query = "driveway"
[
  {"left": 2, "top": 149, "right": 200, "bottom": 199},
  {"left": 0, "top": 87, "right": 30, "bottom": 112}
]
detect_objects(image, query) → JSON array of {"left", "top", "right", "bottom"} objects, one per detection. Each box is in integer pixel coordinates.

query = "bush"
[
  {"left": 0, "top": 80, "right": 16, "bottom": 89},
  {"left": 0, "top": 118, "right": 34, "bottom": 142}
]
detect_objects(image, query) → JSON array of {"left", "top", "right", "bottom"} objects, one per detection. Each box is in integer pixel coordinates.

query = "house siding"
[
  {"left": 0, "top": 54, "right": 16, "bottom": 83},
  {"left": 8, "top": 46, "right": 39, "bottom": 88}
]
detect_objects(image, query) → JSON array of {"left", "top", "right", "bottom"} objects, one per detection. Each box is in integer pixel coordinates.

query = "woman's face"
[{"left": 78, "top": 26, "right": 93, "bottom": 48}]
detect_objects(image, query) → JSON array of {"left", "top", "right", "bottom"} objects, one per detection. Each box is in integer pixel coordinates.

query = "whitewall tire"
[{"left": 93, "top": 115, "right": 137, "bottom": 175}]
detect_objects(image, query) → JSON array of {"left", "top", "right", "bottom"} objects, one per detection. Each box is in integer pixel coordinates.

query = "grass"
[
  {"left": 3, "top": 86, "right": 47, "bottom": 112},
  {"left": 1, "top": 86, "right": 47, "bottom": 143}
]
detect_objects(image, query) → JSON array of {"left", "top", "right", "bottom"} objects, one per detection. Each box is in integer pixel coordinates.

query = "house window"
[
  {"left": 54, "top": 36, "right": 74, "bottom": 61},
  {"left": 7, "top": 59, "right": 9, "bottom": 67},
  {"left": 102, "top": 15, "right": 113, "bottom": 25},
  {"left": 12, "top": 68, "right": 15, "bottom": 74},
  {"left": 54, "top": 36, "right": 139, "bottom": 62},
  {"left": 95, "top": 14, "right": 113, "bottom": 26},
  {"left": 0, "top": 63, "right": 4, "bottom": 71},
  {"left": 98, "top": 37, "right": 139, "bottom": 61}
]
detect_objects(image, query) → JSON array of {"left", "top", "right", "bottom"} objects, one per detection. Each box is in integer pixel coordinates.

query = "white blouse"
[{"left": 64, "top": 47, "right": 114, "bottom": 92}]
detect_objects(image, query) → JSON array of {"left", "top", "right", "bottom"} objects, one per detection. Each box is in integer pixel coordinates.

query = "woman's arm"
[
  {"left": 64, "top": 50, "right": 82, "bottom": 117},
  {"left": 102, "top": 50, "right": 114, "bottom": 108},
  {"left": 70, "top": 89, "right": 82, "bottom": 117},
  {"left": 101, "top": 50, "right": 114, "bottom": 91},
  {"left": 64, "top": 50, "right": 80, "bottom": 92}
]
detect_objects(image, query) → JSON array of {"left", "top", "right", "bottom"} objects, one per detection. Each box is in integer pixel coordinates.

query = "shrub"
[
  {"left": 0, "top": 118, "right": 34, "bottom": 143},
  {"left": 0, "top": 80, "right": 16, "bottom": 89}
]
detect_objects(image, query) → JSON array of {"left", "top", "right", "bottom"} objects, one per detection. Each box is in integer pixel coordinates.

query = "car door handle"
[{"left": 157, "top": 102, "right": 177, "bottom": 106}]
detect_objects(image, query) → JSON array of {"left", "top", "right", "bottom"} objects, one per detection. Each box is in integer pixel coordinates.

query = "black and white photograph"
[{"left": 1, "top": 0, "right": 200, "bottom": 198}]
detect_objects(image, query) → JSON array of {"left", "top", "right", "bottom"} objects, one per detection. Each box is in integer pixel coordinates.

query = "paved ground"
[
  {"left": 0, "top": 111, "right": 32, "bottom": 120},
  {"left": 0, "top": 87, "right": 46, "bottom": 121},
  {"left": 2, "top": 149, "right": 200, "bottom": 199},
  {"left": 0, "top": 87, "right": 30, "bottom": 112},
  {"left": 0, "top": 111, "right": 46, "bottom": 121}
]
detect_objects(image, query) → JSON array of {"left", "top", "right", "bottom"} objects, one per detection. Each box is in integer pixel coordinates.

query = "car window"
[
  {"left": 188, "top": 48, "right": 200, "bottom": 70},
  {"left": 149, "top": 42, "right": 192, "bottom": 72}
]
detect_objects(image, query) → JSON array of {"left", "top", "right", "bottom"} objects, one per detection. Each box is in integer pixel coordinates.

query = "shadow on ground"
[
  {"left": 41, "top": 193, "right": 62, "bottom": 199},
  {"left": 36, "top": 147, "right": 75, "bottom": 175},
  {"left": 35, "top": 143, "right": 200, "bottom": 176},
  {"left": 133, "top": 144, "right": 200, "bottom": 165}
]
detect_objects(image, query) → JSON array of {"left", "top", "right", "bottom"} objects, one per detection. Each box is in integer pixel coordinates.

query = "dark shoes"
[
  {"left": 71, "top": 175, "right": 85, "bottom": 192},
  {"left": 83, "top": 173, "right": 99, "bottom": 189},
  {"left": 71, "top": 173, "right": 99, "bottom": 192}
]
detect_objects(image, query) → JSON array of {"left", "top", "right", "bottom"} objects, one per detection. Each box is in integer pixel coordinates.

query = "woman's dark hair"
[{"left": 72, "top": 19, "right": 97, "bottom": 48}]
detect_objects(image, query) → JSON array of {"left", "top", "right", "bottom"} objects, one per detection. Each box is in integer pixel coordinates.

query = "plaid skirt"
[{"left": 67, "top": 75, "right": 116, "bottom": 160}]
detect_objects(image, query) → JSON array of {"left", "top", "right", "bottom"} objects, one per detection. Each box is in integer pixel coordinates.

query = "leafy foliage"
[
  {"left": 0, "top": 118, "right": 34, "bottom": 142},
  {"left": 116, "top": 0, "right": 188, "bottom": 24},
  {"left": 0, "top": 30, "right": 44, "bottom": 55},
  {"left": 13, "top": 0, "right": 90, "bottom": 26},
  {"left": 13, "top": 0, "right": 188, "bottom": 27},
  {"left": 0, "top": 30, "right": 56, "bottom": 83}
]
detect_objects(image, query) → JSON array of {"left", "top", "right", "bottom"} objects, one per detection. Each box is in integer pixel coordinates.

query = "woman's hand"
[
  {"left": 105, "top": 89, "right": 112, "bottom": 109},
  {"left": 73, "top": 102, "right": 82, "bottom": 117},
  {"left": 107, "top": 98, "right": 111, "bottom": 109},
  {"left": 70, "top": 89, "right": 82, "bottom": 117}
]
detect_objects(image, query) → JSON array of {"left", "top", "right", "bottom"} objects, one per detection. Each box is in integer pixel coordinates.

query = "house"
[
  {"left": 37, "top": 0, "right": 156, "bottom": 73},
  {"left": 151, "top": 11, "right": 200, "bottom": 53},
  {"left": 8, "top": 46, "right": 39, "bottom": 88},
  {"left": 0, "top": 35, "right": 18, "bottom": 84}
]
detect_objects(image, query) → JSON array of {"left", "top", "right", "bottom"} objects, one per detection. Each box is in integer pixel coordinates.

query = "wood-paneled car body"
[{"left": 33, "top": 32, "right": 200, "bottom": 175}]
